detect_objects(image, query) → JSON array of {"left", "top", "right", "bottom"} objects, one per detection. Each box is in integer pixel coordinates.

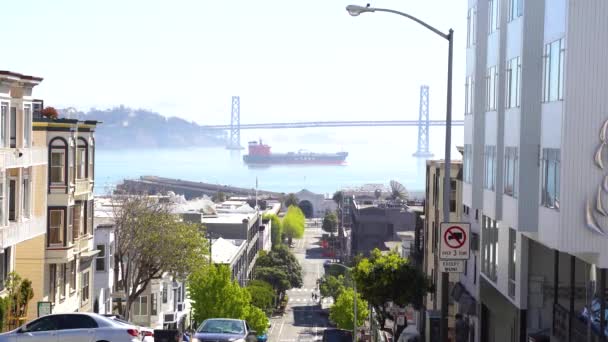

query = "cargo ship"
[{"left": 243, "top": 140, "right": 348, "bottom": 165}]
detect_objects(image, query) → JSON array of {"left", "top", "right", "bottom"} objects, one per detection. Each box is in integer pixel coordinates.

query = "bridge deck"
[{"left": 202, "top": 120, "right": 464, "bottom": 130}]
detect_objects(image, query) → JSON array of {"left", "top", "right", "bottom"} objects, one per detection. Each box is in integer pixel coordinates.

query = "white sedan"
[{"left": 0, "top": 312, "right": 142, "bottom": 342}]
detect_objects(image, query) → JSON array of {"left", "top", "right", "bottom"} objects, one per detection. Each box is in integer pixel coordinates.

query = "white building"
[
  {"left": 463, "top": 0, "right": 608, "bottom": 341},
  {"left": 93, "top": 199, "right": 116, "bottom": 315}
]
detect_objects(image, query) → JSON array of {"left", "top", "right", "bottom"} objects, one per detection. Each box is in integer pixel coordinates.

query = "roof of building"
[
  {"left": 0, "top": 70, "right": 43, "bottom": 82},
  {"left": 202, "top": 212, "right": 257, "bottom": 225},
  {"left": 212, "top": 238, "right": 246, "bottom": 264}
]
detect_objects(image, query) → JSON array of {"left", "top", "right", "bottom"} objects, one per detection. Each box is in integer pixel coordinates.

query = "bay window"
[{"left": 49, "top": 209, "right": 64, "bottom": 246}]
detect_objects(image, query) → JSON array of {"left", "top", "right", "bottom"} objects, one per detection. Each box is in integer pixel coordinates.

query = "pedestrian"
[{"left": 455, "top": 314, "right": 469, "bottom": 342}]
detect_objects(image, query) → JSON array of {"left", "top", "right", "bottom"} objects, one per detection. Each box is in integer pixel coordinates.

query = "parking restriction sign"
[{"left": 439, "top": 222, "right": 470, "bottom": 260}]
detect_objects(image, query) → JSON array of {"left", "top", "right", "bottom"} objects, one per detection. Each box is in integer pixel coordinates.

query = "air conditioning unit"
[{"left": 164, "top": 313, "right": 176, "bottom": 323}]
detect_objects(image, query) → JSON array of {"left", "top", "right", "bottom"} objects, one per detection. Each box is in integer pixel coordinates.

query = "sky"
[{"left": 4, "top": 0, "right": 467, "bottom": 125}]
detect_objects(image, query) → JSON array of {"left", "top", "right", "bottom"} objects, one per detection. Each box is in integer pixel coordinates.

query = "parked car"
[
  {"left": 104, "top": 315, "right": 155, "bottom": 342},
  {"left": 0, "top": 312, "right": 142, "bottom": 342},
  {"left": 322, "top": 328, "right": 352, "bottom": 342},
  {"left": 193, "top": 318, "right": 257, "bottom": 342}
]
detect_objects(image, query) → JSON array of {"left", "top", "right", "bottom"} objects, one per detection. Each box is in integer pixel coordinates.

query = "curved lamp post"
[
  {"left": 345, "top": 5, "right": 453, "bottom": 342},
  {"left": 330, "top": 263, "right": 358, "bottom": 342}
]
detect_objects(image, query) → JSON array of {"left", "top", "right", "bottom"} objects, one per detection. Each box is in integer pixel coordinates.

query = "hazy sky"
[{"left": 5, "top": 0, "right": 466, "bottom": 125}]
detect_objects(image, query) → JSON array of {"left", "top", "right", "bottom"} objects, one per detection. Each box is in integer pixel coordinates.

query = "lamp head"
[{"left": 346, "top": 4, "right": 374, "bottom": 16}]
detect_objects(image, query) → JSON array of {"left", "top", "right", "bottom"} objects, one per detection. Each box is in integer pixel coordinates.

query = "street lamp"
[
  {"left": 330, "top": 263, "right": 358, "bottom": 342},
  {"left": 346, "top": 5, "right": 454, "bottom": 342}
]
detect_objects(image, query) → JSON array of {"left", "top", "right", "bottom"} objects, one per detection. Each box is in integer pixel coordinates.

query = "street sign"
[
  {"left": 439, "top": 222, "right": 470, "bottom": 260},
  {"left": 439, "top": 260, "right": 465, "bottom": 273}
]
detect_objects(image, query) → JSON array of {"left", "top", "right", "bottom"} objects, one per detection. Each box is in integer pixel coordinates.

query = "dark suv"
[
  {"left": 322, "top": 328, "right": 353, "bottom": 342},
  {"left": 193, "top": 318, "right": 257, "bottom": 342}
]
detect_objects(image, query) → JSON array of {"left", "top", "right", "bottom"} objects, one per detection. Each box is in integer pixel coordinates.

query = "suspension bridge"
[{"left": 201, "top": 86, "right": 464, "bottom": 157}]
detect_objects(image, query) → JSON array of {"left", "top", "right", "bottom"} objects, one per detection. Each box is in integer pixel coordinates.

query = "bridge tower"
[
  {"left": 412, "top": 85, "right": 434, "bottom": 157},
  {"left": 227, "top": 96, "right": 243, "bottom": 150}
]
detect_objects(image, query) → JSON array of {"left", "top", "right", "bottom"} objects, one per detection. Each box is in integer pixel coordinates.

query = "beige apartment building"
[{"left": 421, "top": 157, "right": 463, "bottom": 340}]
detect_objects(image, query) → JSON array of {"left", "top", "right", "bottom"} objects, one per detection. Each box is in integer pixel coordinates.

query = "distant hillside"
[{"left": 59, "top": 106, "right": 225, "bottom": 149}]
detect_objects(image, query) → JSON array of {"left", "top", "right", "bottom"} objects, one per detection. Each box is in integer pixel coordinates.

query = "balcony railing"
[
  {"left": 0, "top": 147, "right": 46, "bottom": 169},
  {"left": 74, "top": 179, "right": 93, "bottom": 196},
  {"left": 0, "top": 216, "right": 45, "bottom": 248}
]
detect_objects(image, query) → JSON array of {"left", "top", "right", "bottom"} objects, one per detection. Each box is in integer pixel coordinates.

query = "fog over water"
[{"left": 96, "top": 126, "right": 464, "bottom": 196}]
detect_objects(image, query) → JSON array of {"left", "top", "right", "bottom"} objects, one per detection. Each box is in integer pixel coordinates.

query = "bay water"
[{"left": 96, "top": 127, "right": 464, "bottom": 196}]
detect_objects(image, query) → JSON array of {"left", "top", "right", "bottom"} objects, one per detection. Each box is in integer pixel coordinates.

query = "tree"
[
  {"left": 256, "top": 245, "right": 303, "bottom": 289},
  {"left": 319, "top": 275, "right": 351, "bottom": 301},
  {"left": 246, "top": 280, "right": 275, "bottom": 314},
  {"left": 322, "top": 211, "right": 338, "bottom": 235},
  {"left": 332, "top": 191, "right": 344, "bottom": 206},
  {"left": 353, "top": 249, "right": 431, "bottom": 326},
  {"left": 254, "top": 267, "right": 291, "bottom": 297},
  {"left": 284, "top": 193, "right": 299, "bottom": 208},
  {"left": 282, "top": 206, "right": 305, "bottom": 245},
  {"left": 3, "top": 273, "right": 34, "bottom": 331},
  {"left": 212, "top": 191, "right": 226, "bottom": 203},
  {"left": 188, "top": 265, "right": 268, "bottom": 333},
  {"left": 329, "top": 288, "right": 368, "bottom": 331},
  {"left": 264, "top": 213, "right": 283, "bottom": 247},
  {"left": 112, "top": 196, "right": 209, "bottom": 320}
]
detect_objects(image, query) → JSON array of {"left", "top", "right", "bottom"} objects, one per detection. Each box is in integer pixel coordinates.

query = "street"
[{"left": 267, "top": 220, "right": 333, "bottom": 342}]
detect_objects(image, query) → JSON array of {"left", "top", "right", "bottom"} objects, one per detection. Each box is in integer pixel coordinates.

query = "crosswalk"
[
  {"left": 288, "top": 297, "right": 334, "bottom": 304},
  {"left": 289, "top": 288, "right": 316, "bottom": 292}
]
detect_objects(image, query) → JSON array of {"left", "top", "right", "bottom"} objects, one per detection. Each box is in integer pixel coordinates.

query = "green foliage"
[
  {"left": 322, "top": 211, "right": 338, "bottom": 234},
  {"left": 246, "top": 280, "right": 275, "bottom": 314},
  {"left": 254, "top": 267, "right": 291, "bottom": 295},
  {"left": 188, "top": 265, "right": 268, "bottom": 333},
  {"left": 332, "top": 191, "right": 344, "bottom": 206},
  {"left": 329, "top": 288, "right": 368, "bottom": 331},
  {"left": 319, "top": 275, "right": 351, "bottom": 301},
  {"left": 245, "top": 306, "right": 269, "bottom": 333},
  {"left": 264, "top": 213, "right": 283, "bottom": 247},
  {"left": 212, "top": 191, "right": 226, "bottom": 203},
  {"left": 353, "top": 249, "right": 431, "bottom": 323},
  {"left": 256, "top": 244, "right": 303, "bottom": 288},
  {"left": 282, "top": 206, "right": 305, "bottom": 244},
  {"left": 284, "top": 193, "right": 299, "bottom": 208},
  {"left": 0, "top": 297, "right": 8, "bottom": 332}
]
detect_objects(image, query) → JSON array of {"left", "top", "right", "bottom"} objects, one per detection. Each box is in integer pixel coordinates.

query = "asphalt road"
[{"left": 267, "top": 220, "right": 333, "bottom": 342}]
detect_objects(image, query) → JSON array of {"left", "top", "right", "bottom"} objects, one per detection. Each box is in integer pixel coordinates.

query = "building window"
[
  {"left": 133, "top": 296, "right": 148, "bottom": 316},
  {"left": 8, "top": 179, "right": 15, "bottom": 222},
  {"left": 86, "top": 200, "right": 93, "bottom": 235},
  {"left": 76, "top": 138, "right": 88, "bottom": 179},
  {"left": 23, "top": 104, "right": 31, "bottom": 148},
  {"left": 162, "top": 287, "right": 168, "bottom": 303},
  {"left": 504, "top": 147, "right": 519, "bottom": 197},
  {"left": 96, "top": 244, "right": 106, "bottom": 271},
  {"left": 485, "top": 66, "right": 498, "bottom": 111},
  {"left": 0, "top": 103, "right": 6, "bottom": 148},
  {"left": 464, "top": 145, "right": 472, "bottom": 183},
  {"left": 0, "top": 175, "right": 5, "bottom": 226},
  {"left": 58, "top": 264, "right": 66, "bottom": 300},
  {"left": 541, "top": 148, "right": 560, "bottom": 209},
  {"left": 81, "top": 271, "right": 90, "bottom": 304},
  {"left": 50, "top": 138, "right": 67, "bottom": 186},
  {"left": 484, "top": 146, "right": 497, "bottom": 191},
  {"left": 22, "top": 173, "right": 30, "bottom": 219},
  {"left": 506, "top": 56, "right": 521, "bottom": 109},
  {"left": 49, "top": 264, "right": 57, "bottom": 303},
  {"left": 488, "top": 0, "right": 499, "bottom": 33},
  {"left": 508, "top": 228, "right": 516, "bottom": 298},
  {"left": 69, "top": 259, "right": 76, "bottom": 292},
  {"left": 151, "top": 293, "right": 157, "bottom": 316},
  {"left": 450, "top": 180, "right": 457, "bottom": 212},
  {"left": 73, "top": 203, "right": 83, "bottom": 241},
  {"left": 49, "top": 210, "right": 64, "bottom": 246},
  {"left": 508, "top": 0, "right": 523, "bottom": 22},
  {"left": 542, "top": 38, "right": 565, "bottom": 102},
  {"left": 466, "top": 7, "right": 476, "bottom": 47},
  {"left": 9, "top": 107, "right": 16, "bottom": 148},
  {"left": 481, "top": 216, "right": 498, "bottom": 282},
  {"left": 464, "top": 75, "right": 474, "bottom": 115}
]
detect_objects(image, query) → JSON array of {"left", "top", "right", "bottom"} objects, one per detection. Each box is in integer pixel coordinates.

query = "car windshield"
[{"left": 198, "top": 320, "right": 244, "bottom": 334}]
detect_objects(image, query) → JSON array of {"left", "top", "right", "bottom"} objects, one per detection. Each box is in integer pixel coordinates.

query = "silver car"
[{"left": 0, "top": 312, "right": 142, "bottom": 342}]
